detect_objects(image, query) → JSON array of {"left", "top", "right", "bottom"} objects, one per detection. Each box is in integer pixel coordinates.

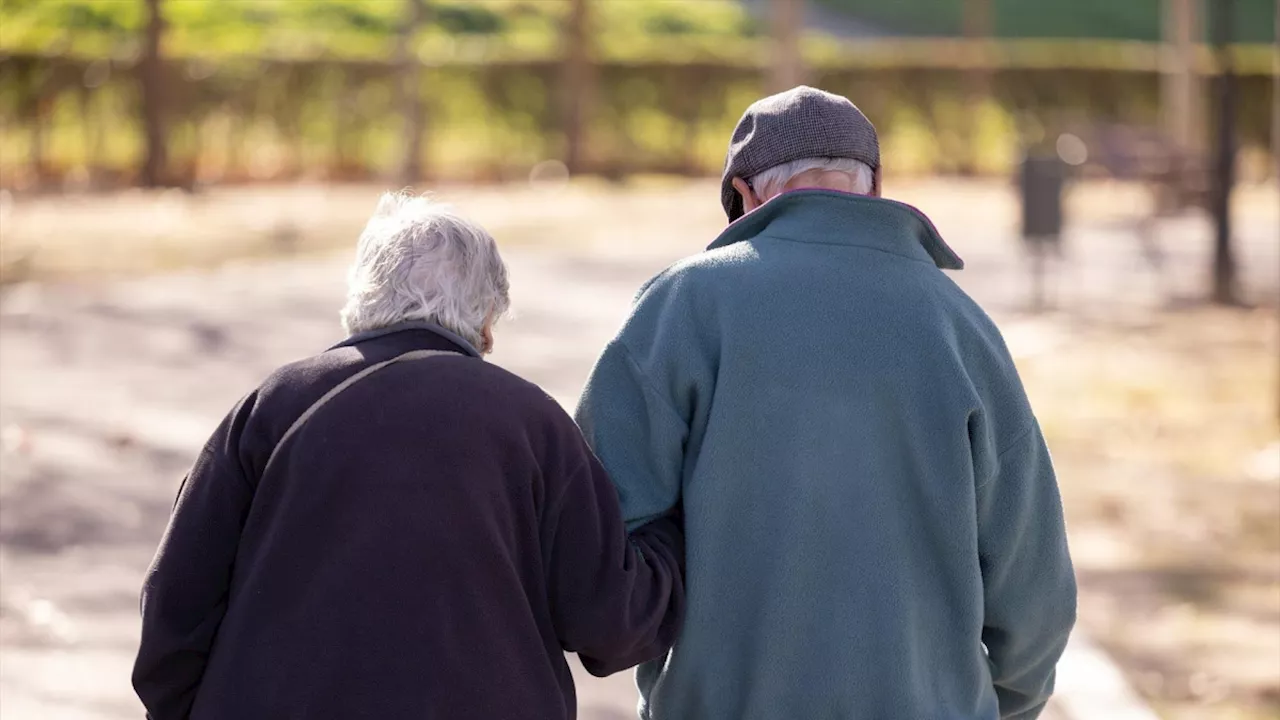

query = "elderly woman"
[{"left": 132, "top": 193, "right": 685, "bottom": 720}]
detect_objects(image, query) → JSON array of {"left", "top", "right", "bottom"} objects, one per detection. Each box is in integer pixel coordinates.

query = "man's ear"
[{"left": 730, "top": 177, "right": 758, "bottom": 213}]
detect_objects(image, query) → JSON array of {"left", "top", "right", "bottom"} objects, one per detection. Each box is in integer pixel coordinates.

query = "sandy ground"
[{"left": 0, "top": 179, "right": 1276, "bottom": 718}]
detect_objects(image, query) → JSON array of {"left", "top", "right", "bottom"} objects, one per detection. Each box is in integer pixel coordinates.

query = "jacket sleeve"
[
  {"left": 543, "top": 445, "right": 686, "bottom": 677},
  {"left": 574, "top": 339, "right": 689, "bottom": 529},
  {"left": 978, "top": 419, "right": 1077, "bottom": 719},
  {"left": 132, "top": 394, "right": 257, "bottom": 720}
]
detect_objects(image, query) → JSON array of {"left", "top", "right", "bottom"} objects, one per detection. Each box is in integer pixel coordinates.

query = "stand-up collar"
[
  {"left": 330, "top": 320, "right": 482, "bottom": 357},
  {"left": 707, "top": 190, "right": 964, "bottom": 270}
]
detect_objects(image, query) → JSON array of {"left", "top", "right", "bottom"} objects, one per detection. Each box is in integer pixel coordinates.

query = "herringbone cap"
[{"left": 721, "top": 86, "right": 880, "bottom": 222}]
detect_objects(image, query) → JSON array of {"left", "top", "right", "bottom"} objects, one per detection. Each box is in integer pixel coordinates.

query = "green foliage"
[
  {"left": 433, "top": 3, "right": 507, "bottom": 36},
  {"left": 812, "top": 0, "right": 1277, "bottom": 43},
  {"left": 3, "top": 1, "right": 1273, "bottom": 62},
  {"left": 1, "top": 0, "right": 1274, "bottom": 188},
  {"left": 623, "top": 0, "right": 759, "bottom": 37},
  {"left": 56, "top": 1, "right": 126, "bottom": 32},
  {"left": 304, "top": 2, "right": 398, "bottom": 35},
  {"left": 0, "top": 0, "right": 755, "bottom": 58}
]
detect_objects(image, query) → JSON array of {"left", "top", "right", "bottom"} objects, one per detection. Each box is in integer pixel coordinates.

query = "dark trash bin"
[
  {"left": 1018, "top": 153, "right": 1069, "bottom": 310},
  {"left": 1019, "top": 153, "right": 1067, "bottom": 242}
]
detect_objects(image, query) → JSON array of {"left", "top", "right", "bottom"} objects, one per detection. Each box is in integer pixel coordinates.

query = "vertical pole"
[
  {"left": 91, "top": 92, "right": 108, "bottom": 185},
  {"left": 397, "top": 0, "right": 427, "bottom": 185},
  {"left": 1273, "top": 0, "right": 1279, "bottom": 422},
  {"left": 769, "top": 0, "right": 805, "bottom": 93},
  {"left": 1210, "top": 0, "right": 1240, "bottom": 305},
  {"left": 78, "top": 85, "right": 94, "bottom": 184},
  {"left": 332, "top": 70, "right": 347, "bottom": 176},
  {"left": 1162, "top": 0, "right": 1204, "bottom": 157},
  {"left": 29, "top": 84, "right": 46, "bottom": 184},
  {"left": 140, "top": 0, "right": 167, "bottom": 187},
  {"left": 1273, "top": 0, "right": 1279, "bottom": 185},
  {"left": 962, "top": 0, "right": 993, "bottom": 175},
  {"left": 561, "top": 0, "right": 593, "bottom": 175}
]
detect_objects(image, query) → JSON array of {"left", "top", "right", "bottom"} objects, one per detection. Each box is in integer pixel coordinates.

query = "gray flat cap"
[{"left": 721, "top": 86, "right": 880, "bottom": 222}]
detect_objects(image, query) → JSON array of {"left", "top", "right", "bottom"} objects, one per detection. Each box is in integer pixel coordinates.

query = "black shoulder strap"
[{"left": 262, "top": 349, "right": 461, "bottom": 476}]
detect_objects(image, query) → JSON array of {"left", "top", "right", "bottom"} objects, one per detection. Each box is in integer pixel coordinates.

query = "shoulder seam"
[
  {"left": 614, "top": 339, "right": 692, "bottom": 435},
  {"left": 994, "top": 420, "right": 1037, "bottom": 462},
  {"left": 544, "top": 456, "right": 592, "bottom": 524}
]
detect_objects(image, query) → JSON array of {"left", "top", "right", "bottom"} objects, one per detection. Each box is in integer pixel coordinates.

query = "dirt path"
[{"left": 1, "top": 180, "right": 1275, "bottom": 718}]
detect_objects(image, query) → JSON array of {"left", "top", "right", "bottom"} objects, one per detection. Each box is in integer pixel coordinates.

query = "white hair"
[
  {"left": 340, "top": 192, "right": 510, "bottom": 350},
  {"left": 749, "top": 157, "right": 875, "bottom": 201}
]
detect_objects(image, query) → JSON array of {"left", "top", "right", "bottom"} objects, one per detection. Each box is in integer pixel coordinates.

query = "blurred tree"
[
  {"left": 1273, "top": 0, "right": 1279, "bottom": 182},
  {"left": 963, "top": 0, "right": 993, "bottom": 60},
  {"left": 961, "top": 0, "right": 992, "bottom": 176},
  {"left": 813, "top": 0, "right": 1274, "bottom": 42},
  {"left": 560, "top": 0, "right": 594, "bottom": 174},
  {"left": 140, "top": 0, "right": 168, "bottom": 187},
  {"left": 1161, "top": 0, "right": 1204, "bottom": 159},
  {"left": 1210, "top": 0, "right": 1241, "bottom": 305},
  {"left": 397, "top": 0, "right": 427, "bottom": 184},
  {"left": 434, "top": 3, "right": 505, "bottom": 34},
  {"left": 769, "top": 0, "right": 805, "bottom": 92}
]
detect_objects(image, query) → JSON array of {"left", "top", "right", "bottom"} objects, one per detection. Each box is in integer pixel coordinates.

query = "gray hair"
[
  {"left": 340, "top": 192, "right": 510, "bottom": 349},
  {"left": 749, "top": 157, "right": 874, "bottom": 201}
]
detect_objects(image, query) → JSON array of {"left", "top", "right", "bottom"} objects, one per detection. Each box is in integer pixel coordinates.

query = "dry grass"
[
  {"left": 0, "top": 178, "right": 724, "bottom": 285},
  {"left": 1017, "top": 309, "right": 1280, "bottom": 719},
  {"left": 2, "top": 178, "right": 1276, "bottom": 285}
]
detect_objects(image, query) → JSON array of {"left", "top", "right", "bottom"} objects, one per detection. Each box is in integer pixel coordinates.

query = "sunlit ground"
[
  {"left": 1012, "top": 309, "right": 1279, "bottom": 718},
  {"left": 1, "top": 177, "right": 1276, "bottom": 718}
]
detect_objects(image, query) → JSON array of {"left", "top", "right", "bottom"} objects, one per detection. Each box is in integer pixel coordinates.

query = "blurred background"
[{"left": 0, "top": 1, "right": 1277, "bottom": 718}]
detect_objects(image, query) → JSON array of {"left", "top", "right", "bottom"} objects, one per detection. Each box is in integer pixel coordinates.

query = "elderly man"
[
  {"left": 133, "top": 193, "right": 685, "bottom": 720},
  {"left": 575, "top": 86, "right": 1076, "bottom": 719}
]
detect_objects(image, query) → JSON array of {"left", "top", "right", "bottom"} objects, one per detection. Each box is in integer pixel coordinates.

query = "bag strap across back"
[{"left": 262, "top": 349, "right": 461, "bottom": 475}]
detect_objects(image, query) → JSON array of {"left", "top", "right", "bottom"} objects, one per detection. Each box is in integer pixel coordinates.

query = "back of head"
[
  {"left": 747, "top": 156, "right": 875, "bottom": 202},
  {"left": 721, "top": 86, "right": 880, "bottom": 221},
  {"left": 340, "top": 192, "right": 510, "bottom": 350}
]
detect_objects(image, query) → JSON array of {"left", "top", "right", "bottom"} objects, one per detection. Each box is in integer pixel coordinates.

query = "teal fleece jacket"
[{"left": 575, "top": 190, "right": 1076, "bottom": 720}]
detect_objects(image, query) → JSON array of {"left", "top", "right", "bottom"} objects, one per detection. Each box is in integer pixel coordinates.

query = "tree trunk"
[
  {"left": 1209, "top": 0, "right": 1240, "bottom": 305},
  {"left": 1161, "top": 0, "right": 1205, "bottom": 158},
  {"left": 30, "top": 99, "right": 46, "bottom": 184},
  {"left": 397, "top": 0, "right": 427, "bottom": 185},
  {"left": 769, "top": 0, "right": 805, "bottom": 93},
  {"left": 332, "top": 73, "right": 347, "bottom": 177},
  {"left": 78, "top": 85, "right": 97, "bottom": 186},
  {"left": 140, "top": 0, "right": 167, "bottom": 187},
  {"left": 963, "top": 0, "right": 993, "bottom": 60},
  {"left": 560, "top": 0, "right": 594, "bottom": 175},
  {"left": 961, "top": 0, "right": 992, "bottom": 176},
  {"left": 1273, "top": 0, "right": 1279, "bottom": 184}
]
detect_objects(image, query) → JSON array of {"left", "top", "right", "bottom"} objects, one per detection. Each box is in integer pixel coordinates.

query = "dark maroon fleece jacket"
[{"left": 133, "top": 323, "right": 685, "bottom": 720}]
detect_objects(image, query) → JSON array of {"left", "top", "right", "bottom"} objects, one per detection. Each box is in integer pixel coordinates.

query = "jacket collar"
[
  {"left": 330, "top": 320, "right": 482, "bottom": 357},
  {"left": 707, "top": 189, "right": 964, "bottom": 270}
]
